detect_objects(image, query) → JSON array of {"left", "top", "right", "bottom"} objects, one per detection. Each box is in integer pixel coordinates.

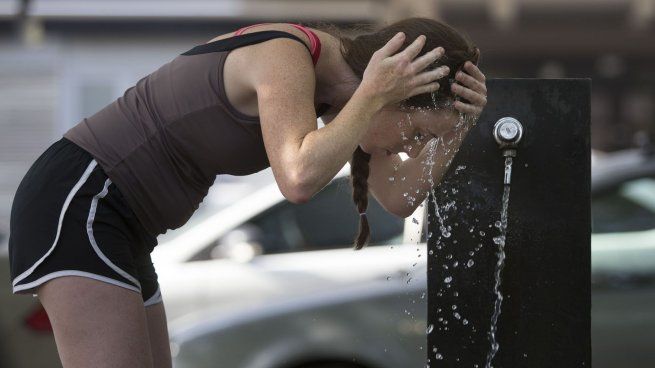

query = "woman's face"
[{"left": 358, "top": 102, "right": 461, "bottom": 158}]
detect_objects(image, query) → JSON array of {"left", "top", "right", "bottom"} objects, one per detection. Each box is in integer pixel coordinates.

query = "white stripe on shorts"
[
  {"left": 86, "top": 178, "right": 142, "bottom": 289},
  {"left": 144, "top": 286, "right": 163, "bottom": 306},
  {"left": 12, "top": 159, "right": 99, "bottom": 287},
  {"left": 13, "top": 270, "right": 141, "bottom": 294}
]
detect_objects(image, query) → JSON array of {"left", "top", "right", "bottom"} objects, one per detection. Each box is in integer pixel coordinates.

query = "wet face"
[{"left": 358, "top": 102, "right": 461, "bottom": 158}]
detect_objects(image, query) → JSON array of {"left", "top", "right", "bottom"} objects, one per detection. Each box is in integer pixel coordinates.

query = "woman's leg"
[
  {"left": 145, "top": 302, "right": 172, "bottom": 368},
  {"left": 37, "top": 276, "right": 154, "bottom": 368}
]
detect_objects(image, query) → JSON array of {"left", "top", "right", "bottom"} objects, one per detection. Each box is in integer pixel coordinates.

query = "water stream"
[
  {"left": 398, "top": 91, "right": 511, "bottom": 367},
  {"left": 484, "top": 156, "right": 513, "bottom": 368}
]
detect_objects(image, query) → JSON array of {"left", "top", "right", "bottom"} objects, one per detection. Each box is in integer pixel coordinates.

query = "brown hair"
[{"left": 312, "top": 17, "right": 479, "bottom": 250}]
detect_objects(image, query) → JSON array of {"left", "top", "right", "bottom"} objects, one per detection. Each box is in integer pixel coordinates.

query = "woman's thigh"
[
  {"left": 37, "top": 276, "right": 154, "bottom": 368},
  {"left": 145, "top": 301, "right": 172, "bottom": 368}
]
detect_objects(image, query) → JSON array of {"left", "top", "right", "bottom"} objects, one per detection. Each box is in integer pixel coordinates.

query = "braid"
[{"left": 350, "top": 145, "right": 372, "bottom": 250}]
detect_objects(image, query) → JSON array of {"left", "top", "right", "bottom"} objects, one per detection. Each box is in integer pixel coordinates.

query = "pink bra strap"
[
  {"left": 289, "top": 23, "right": 317, "bottom": 54},
  {"left": 234, "top": 22, "right": 273, "bottom": 36},
  {"left": 235, "top": 23, "right": 317, "bottom": 53},
  {"left": 233, "top": 22, "right": 320, "bottom": 64}
]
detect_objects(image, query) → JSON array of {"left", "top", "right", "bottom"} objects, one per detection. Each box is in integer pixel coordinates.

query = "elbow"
[
  {"left": 284, "top": 189, "right": 311, "bottom": 204},
  {"left": 282, "top": 171, "right": 313, "bottom": 204}
]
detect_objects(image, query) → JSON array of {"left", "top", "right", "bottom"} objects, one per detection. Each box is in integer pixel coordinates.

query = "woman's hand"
[
  {"left": 451, "top": 61, "right": 487, "bottom": 120},
  {"left": 358, "top": 32, "right": 450, "bottom": 108}
]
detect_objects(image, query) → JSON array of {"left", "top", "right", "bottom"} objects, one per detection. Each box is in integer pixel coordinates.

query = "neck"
[{"left": 314, "top": 30, "right": 361, "bottom": 111}]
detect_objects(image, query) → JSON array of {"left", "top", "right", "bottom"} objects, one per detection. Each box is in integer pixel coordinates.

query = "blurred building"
[{"left": 0, "top": 0, "right": 653, "bottom": 226}]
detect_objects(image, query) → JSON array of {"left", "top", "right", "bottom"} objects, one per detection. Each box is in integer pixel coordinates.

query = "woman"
[{"left": 8, "top": 16, "right": 486, "bottom": 368}]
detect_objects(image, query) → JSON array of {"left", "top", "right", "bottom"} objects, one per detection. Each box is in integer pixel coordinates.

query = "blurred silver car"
[{"left": 168, "top": 147, "right": 655, "bottom": 368}]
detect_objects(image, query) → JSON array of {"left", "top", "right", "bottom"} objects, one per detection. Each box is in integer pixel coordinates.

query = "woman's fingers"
[
  {"left": 455, "top": 70, "right": 487, "bottom": 96},
  {"left": 411, "top": 65, "right": 450, "bottom": 88},
  {"left": 454, "top": 100, "right": 482, "bottom": 116},
  {"left": 410, "top": 46, "right": 445, "bottom": 74},
  {"left": 375, "top": 32, "right": 406, "bottom": 59},
  {"left": 451, "top": 82, "right": 487, "bottom": 106},
  {"left": 410, "top": 81, "right": 440, "bottom": 98},
  {"left": 390, "top": 34, "right": 427, "bottom": 63},
  {"left": 464, "top": 61, "right": 486, "bottom": 83}
]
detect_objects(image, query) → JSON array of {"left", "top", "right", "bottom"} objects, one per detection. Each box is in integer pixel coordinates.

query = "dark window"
[{"left": 247, "top": 176, "right": 404, "bottom": 254}]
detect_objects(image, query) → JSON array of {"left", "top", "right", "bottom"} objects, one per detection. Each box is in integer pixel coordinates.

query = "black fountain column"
[{"left": 426, "top": 79, "right": 591, "bottom": 367}]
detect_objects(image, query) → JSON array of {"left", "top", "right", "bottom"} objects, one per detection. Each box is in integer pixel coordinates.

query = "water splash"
[{"left": 484, "top": 156, "right": 513, "bottom": 368}]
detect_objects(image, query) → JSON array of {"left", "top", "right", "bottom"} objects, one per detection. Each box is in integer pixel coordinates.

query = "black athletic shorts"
[{"left": 8, "top": 137, "right": 162, "bottom": 306}]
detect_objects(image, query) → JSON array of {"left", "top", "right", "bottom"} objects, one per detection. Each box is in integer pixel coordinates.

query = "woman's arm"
[
  {"left": 252, "top": 39, "right": 384, "bottom": 203},
  {"left": 253, "top": 33, "right": 443, "bottom": 203}
]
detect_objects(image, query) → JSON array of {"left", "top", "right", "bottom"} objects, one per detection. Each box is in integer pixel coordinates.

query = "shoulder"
[
  {"left": 209, "top": 23, "right": 314, "bottom": 56},
  {"left": 241, "top": 26, "right": 317, "bottom": 91}
]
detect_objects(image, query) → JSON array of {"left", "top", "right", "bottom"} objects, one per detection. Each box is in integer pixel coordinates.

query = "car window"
[
  {"left": 592, "top": 177, "right": 655, "bottom": 234},
  {"left": 246, "top": 177, "right": 404, "bottom": 254}
]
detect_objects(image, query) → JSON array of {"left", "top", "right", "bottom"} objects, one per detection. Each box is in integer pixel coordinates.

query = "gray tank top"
[{"left": 63, "top": 31, "right": 331, "bottom": 237}]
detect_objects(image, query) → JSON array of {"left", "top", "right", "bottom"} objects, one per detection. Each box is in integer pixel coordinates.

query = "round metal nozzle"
[{"left": 493, "top": 117, "right": 524, "bottom": 148}]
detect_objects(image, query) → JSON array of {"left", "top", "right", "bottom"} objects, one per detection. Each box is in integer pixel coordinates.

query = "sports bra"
[{"left": 234, "top": 22, "right": 322, "bottom": 65}]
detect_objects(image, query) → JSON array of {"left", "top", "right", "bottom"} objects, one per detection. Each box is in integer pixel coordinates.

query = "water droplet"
[
  {"left": 467, "top": 259, "right": 475, "bottom": 267},
  {"left": 454, "top": 312, "right": 461, "bottom": 320},
  {"left": 435, "top": 353, "right": 443, "bottom": 360},
  {"left": 412, "top": 218, "right": 419, "bottom": 224},
  {"left": 388, "top": 176, "right": 395, "bottom": 182},
  {"left": 463, "top": 319, "right": 469, "bottom": 325},
  {"left": 479, "top": 230, "right": 486, "bottom": 236},
  {"left": 444, "top": 276, "right": 452, "bottom": 283},
  {"left": 452, "top": 304, "right": 457, "bottom": 310},
  {"left": 426, "top": 324, "right": 434, "bottom": 334}
]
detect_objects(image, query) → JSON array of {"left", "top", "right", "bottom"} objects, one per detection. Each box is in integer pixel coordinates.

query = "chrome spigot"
[
  {"left": 493, "top": 117, "right": 524, "bottom": 185},
  {"left": 493, "top": 117, "right": 523, "bottom": 157}
]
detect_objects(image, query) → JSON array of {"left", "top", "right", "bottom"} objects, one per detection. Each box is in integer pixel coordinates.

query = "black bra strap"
[{"left": 181, "top": 30, "right": 312, "bottom": 56}]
